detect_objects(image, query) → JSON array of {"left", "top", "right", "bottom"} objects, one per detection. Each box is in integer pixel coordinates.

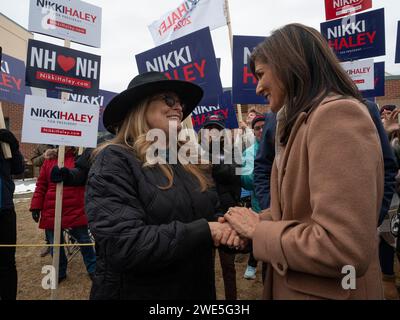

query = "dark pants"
[
  {"left": 379, "top": 236, "right": 396, "bottom": 276},
  {"left": 218, "top": 249, "right": 237, "bottom": 300},
  {"left": 0, "top": 209, "right": 17, "bottom": 300},
  {"left": 45, "top": 226, "right": 96, "bottom": 279}
]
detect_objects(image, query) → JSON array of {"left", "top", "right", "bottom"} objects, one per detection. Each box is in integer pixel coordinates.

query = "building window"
[{"left": 4, "top": 117, "right": 10, "bottom": 130}]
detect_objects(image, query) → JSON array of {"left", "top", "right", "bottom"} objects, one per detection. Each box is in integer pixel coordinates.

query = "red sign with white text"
[{"left": 325, "top": 0, "right": 372, "bottom": 21}]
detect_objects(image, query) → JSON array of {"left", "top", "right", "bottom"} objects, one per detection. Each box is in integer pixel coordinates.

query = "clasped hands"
[{"left": 209, "top": 207, "right": 260, "bottom": 249}]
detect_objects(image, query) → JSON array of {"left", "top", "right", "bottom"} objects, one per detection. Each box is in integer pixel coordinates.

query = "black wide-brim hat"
[{"left": 103, "top": 72, "right": 203, "bottom": 134}]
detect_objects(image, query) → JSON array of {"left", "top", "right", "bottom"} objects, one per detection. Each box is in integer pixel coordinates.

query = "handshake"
[{"left": 208, "top": 207, "right": 261, "bottom": 250}]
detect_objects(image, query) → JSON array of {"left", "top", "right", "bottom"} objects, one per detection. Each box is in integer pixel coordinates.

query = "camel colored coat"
[{"left": 253, "top": 96, "right": 384, "bottom": 300}]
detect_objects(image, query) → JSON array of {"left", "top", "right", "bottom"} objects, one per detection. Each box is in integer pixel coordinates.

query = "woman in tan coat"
[{"left": 224, "top": 24, "right": 384, "bottom": 300}]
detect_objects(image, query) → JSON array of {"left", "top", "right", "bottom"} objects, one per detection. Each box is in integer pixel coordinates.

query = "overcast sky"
[{"left": 1, "top": 0, "right": 399, "bottom": 93}]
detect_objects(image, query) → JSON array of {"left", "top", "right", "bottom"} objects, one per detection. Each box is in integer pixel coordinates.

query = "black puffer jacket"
[{"left": 85, "top": 145, "right": 218, "bottom": 300}]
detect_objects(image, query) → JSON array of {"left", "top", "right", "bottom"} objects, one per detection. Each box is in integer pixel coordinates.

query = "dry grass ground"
[{"left": 14, "top": 195, "right": 263, "bottom": 300}]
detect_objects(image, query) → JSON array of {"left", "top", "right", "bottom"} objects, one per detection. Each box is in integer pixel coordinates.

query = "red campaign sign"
[{"left": 325, "top": 0, "right": 372, "bottom": 21}]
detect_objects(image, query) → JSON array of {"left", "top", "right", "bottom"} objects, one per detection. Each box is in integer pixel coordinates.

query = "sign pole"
[
  {"left": 225, "top": 0, "right": 243, "bottom": 125},
  {"left": 50, "top": 39, "right": 70, "bottom": 300}
]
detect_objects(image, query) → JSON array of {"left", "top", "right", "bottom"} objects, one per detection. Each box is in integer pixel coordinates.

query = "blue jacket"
[
  {"left": 241, "top": 140, "right": 261, "bottom": 212},
  {"left": 253, "top": 112, "right": 276, "bottom": 210},
  {"left": 253, "top": 101, "right": 397, "bottom": 226},
  {"left": 364, "top": 100, "right": 397, "bottom": 226},
  {"left": 0, "top": 148, "right": 25, "bottom": 212}
]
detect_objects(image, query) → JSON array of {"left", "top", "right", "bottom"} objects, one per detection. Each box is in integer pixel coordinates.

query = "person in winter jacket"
[
  {"left": 30, "top": 147, "right": 96, "bottom": 283},
  {"left": 241, "top": 114, "right": 265, "bottom": 280},
  {"left": 0, "top": 129, "right": 25, "bottom": 300},
  {"left": 199, "top": 114, "right": 242, "bottom": 300},
  {"left": 225, "top": 24, "right": 384, "bottom": 300},
  {"left": 85, "top": 72, "right": 241, "bottom": 300}
]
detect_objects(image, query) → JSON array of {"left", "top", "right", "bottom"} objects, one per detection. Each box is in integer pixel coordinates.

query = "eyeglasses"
[{"left": 152, "top": 94, "right": 185, "bottom": 109}]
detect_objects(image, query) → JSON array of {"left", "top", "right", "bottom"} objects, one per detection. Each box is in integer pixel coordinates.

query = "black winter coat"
[
  {"left": 0, "top": 148, "right": 24, "bottom": 212},
  {"left": 85, "top": 145, "right": 218, "bottom": 300}
]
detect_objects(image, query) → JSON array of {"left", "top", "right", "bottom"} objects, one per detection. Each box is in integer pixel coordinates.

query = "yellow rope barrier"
[{"left": 0, "top": 243, "right": 95, "bottom": 248}]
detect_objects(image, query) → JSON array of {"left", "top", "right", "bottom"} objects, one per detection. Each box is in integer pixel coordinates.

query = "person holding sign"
[
  {"left": 224, "top": 23, "right": 384, "bottom": 299},
  {"left": 85, "top": 72, "right": 241, "bottom": 300},
  {"left": 0, "top": 129, "right": 24, "bottom": 300},
  {"left": 29, "top": 147, "right": 96, "bottom": 283}
]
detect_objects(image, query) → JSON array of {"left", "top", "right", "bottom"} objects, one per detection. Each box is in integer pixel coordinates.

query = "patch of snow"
[{"left": 14, "top": 178, "right": 37, "bottom": 195}]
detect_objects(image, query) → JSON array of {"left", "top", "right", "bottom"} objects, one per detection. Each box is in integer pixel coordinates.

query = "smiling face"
[
  {"left": 254, "top": 61, "right": 285, "bottom": 113},
  {"left": 146, "top": 91, "right": 184, "bottom": 135}
]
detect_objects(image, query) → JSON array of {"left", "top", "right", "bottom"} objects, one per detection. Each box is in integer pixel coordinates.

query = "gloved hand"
[
  {"left": 50, "top": 166, "right": 70, "bottom": 183},
  {"left": 0, "top": 129, "right": 19, "bottom": 152},
  {"left": 31, "top": 210, "right": 41, "bottom": 223}
]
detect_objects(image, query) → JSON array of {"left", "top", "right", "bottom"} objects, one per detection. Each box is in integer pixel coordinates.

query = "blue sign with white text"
[
  {"left": 320, "top": 8, "right": 386, "bottom": 61},
  {"left": 0, "top": 53, "right": 30, "bottom": 105},
  {"left": 191, "top": 91, "right": 238, "bottom": 132},
  {"left": 362, "top": 62, "right": 385, "bottom": 98},
  {"left": 232, "top": 35, "right": 266, "bottom": 105},
  {"left": 135, "top": 27, "right": 223, "bottom": 100}
]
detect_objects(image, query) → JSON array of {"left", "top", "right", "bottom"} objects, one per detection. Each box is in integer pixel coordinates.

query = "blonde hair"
[{"left": 94, "top": 98, "right": 212, "bottom": 191}]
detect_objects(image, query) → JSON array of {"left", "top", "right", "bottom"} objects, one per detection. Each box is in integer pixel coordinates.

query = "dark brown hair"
[{"left": 250, "top": 23, "right": 362, "bottom": 145}]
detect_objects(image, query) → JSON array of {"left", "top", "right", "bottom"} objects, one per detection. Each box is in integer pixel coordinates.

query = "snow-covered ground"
[{"left": 14, "top": 178, "right": 37, "bottom": 195}]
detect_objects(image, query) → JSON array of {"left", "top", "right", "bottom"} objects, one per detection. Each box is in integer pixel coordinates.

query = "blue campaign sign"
[
  {"left": 320, "top": 8, "right": 386, "bottom": 61},
  {"left": 135, "top": 27, "right": 223, "bottom": 100},
  {"left": 232, "top": 35, "right": 266, "bottom": 105},
  {"left": 26, "top": 39, "right": 101, "bottom": 95},
  {"left": 191, "top": 90, "right": 238, "bottom": 132},
  {"left": 0, "top": 53, "right": 30, "bottom": 105},
  {"left": 362, "top": 62, "right": 385, "bottom": 98},
  {"left": 396, "top": 21, "right": 400, "bottom": 64}
]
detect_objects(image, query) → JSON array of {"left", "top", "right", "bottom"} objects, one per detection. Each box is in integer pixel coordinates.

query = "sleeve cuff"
[
  {"left": 253, "top": 220, "right": 298, "bottom": 276},
  {"left": 183, "top": 219, "right": 213, "bottom": 251}
]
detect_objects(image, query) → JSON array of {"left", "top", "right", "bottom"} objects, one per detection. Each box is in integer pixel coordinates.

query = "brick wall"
[{"left": 376, "top": 77, "right": 400, "bottom": 108}]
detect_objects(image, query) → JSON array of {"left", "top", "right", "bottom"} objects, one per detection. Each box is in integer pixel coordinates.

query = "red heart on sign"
[{"left": 57, "top": 55, "right": 76, "bottom": 73}]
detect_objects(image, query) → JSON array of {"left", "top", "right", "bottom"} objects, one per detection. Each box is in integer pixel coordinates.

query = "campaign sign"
[
  {"left": 396, "top": 21, "right": 400, "bottom": 64},
  {"left": 136, "top": 27, "right": 223, "bottom": 100},
  {"left": 28, "top": 0, "right": 102, "bottom": 48},
  {"left": 324, "top": 0, "right": 372, "bottom": 21},
  {"left": 361, "top": 62, "right": 385, "bottom": 98},
  {"left": 191, "top": 91, "right": 238, "bottom": 132},
  {"left": 26, "top": 39, "right": 101, "bottom": 95},
  {"left": 341, "top": 58, "right": 374, "bottom": 91},
  {"left": 232, "top": 35, "right": 265, "bottom": 105},
  {"left": 0, "top": 53, "right": 31, "bottom": 105},
  {"left": 67, "top": 89, "right": 117, "bottom": 132},
  {"left": 22, "top": 95, "right": 99, "bottom": 147},
  {"left": 320, "top": 8, "right": 385, "bottom": 61}
]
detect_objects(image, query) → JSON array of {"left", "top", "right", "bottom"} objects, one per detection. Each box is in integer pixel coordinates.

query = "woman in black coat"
[{"left": 85, "top": 72, "right": 240, "bottom": 300}]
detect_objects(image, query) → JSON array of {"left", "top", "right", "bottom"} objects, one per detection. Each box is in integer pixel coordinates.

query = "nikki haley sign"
[
  {"left": 0, "top": 53, "right": 30, "bottom": 105},
  {"left": 232, "top": 35, "right": 266, "bottom": 105},
  {"left": 136, "top": 27, "right": 223, "bottom": 100},
  {"left": 29, "top": 0, "right": 102, "bottom": 48},
  {"left": 26, "top": 39, "right": 101, "bottom": 95},
  {"left": 321, "top": 8, "right": 385, "bottom": 61}
]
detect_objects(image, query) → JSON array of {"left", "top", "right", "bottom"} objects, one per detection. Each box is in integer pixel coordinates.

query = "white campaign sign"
[
  {"left": 148, "top": 0, "right": 226, "bottom": 46},
  {"left": 28, "top": 0, "right": 102, "bottom": 48},
  {"left": 22, "top": 95, "right": 99, "bottom": 148},
  {"left": 341, "top": 59, "right": 375, "bottom": 91}
]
